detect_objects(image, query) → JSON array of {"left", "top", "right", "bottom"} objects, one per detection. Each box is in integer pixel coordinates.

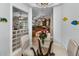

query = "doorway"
[{"left": 32, "top": 8, "right": 53, "bottom": 46}]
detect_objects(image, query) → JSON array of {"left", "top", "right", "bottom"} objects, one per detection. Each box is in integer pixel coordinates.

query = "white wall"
[
  {"left": 53, "top": 5, "right": 63, "bottom": 44},
  {"left": 0, "top": 3, "right": 10, "bottom": 56},
  {"left": 32, "top": 8, "right": 53, "bottom": 19},
  {"left": 28, "top": 8, "right": 32, "bottom": 46},
  {"left": 53, "top": 3, "right": 79, "bottom": 48},
  {"left": 62, "top": 3, "right": 79, "bottom": 48}
]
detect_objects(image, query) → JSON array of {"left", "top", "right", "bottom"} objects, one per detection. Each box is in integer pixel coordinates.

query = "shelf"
[
  {"left": 12, "top": 7, "right": 29, "bottom": 55},
  {"left": 12, "top": 48, "right": 22, "bottom": 56}
]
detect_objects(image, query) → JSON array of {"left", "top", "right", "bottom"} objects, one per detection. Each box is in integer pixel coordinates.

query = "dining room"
[{"left": 0, "top": 3, "right": 79, "bottom": 56}]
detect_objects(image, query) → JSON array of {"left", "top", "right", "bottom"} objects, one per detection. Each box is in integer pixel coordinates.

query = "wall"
[
  {"left": 32, "top": 7, "right": 53, "bottom": 19},
  {"left": 53, "top": 5, "right": 63, "bottom": 44},
  {"left": 0, "top": 3, "right": 10, "bottom": 56},
  {"left": 62, "top": 3, "right": 79, "bottom": 48},
  {"left": 28, "top": 8, "right": 32, "bottom": 46},
  {"left": 53, "top": 3, "right": 79, "bottom": 48}
]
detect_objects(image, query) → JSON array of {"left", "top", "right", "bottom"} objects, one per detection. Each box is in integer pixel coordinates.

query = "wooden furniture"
[
  {"left": 32, "top": 26, "right": 48, "bottom": 37},
  {"left": 30, "top": 39, "right": 55, "bottom": 56}
]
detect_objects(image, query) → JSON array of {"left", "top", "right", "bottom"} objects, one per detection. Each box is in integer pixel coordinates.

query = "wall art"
[
  {"left": 63, "top": 17, "right": 68, "bottom": 21},
  {"left": 0, "top": 17, "right": 8, "bottom": 22},
  {"left": 71, "top": 20, "right": 78, "bottom": 25}
]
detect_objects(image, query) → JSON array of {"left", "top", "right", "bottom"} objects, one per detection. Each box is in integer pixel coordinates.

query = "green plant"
[{"left": 39, "top": 31, "right": 47, "bottom": 44}]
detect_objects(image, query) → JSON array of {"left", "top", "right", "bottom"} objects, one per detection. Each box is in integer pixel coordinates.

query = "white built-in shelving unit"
[{"left": 12, "top": 6, "right": 29, "bottom": 56}]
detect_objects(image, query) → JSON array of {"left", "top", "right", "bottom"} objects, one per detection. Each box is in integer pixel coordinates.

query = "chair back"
[
  {"left": 21, "top": 35, "right": 29, "bottom": 50},
  {"left": 67, "top": 40, "right": 78, "bottom": 56}
]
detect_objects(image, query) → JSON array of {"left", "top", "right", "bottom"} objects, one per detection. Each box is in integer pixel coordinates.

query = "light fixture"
[
  {"left": 36, "top": 3, "right": 49, "bottom": 8},
  {"left": 40, "top": 3, "right": 48, "bottom": 8}
]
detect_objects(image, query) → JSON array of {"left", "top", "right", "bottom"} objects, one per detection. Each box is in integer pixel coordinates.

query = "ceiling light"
[{"left": 36, "top": 3, "right": 49, "bottom": 8}]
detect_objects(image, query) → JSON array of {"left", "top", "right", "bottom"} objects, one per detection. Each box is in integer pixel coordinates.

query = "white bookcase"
[
  {"left": 12, "top": 6, "right": 29, "bottom": 56},
  {"left": 12, "top": 30, "right": 21, "bottom": 52}
]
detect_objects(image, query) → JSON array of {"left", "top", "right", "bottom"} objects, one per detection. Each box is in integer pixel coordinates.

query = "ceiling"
[
  {"left": 26, "top": 3, "right": 61, "bottom": 8},
  {"left": 25, "top": 3, "right": 62, "bottom": 19}
]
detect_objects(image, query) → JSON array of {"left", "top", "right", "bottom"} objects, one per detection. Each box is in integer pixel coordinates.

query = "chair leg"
[
  {"left": 30, "top": 47, "right": 37, "bottom": 56},
  {"left": 50, "top": 52, "right": 55, "bottom": 56},
  {"left": 38, "top": 39, "right": 43, "bottom": 56},
  {"left": 45, "top": 40, "right": 53, "bottom": 56}
]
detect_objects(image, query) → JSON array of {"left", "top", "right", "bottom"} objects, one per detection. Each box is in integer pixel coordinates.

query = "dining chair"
[
  {"left": 30, "top": 39, "right": 55, "bottom": 56},
  {"left": 76, "top": 47, "right": 79, "bottom": 56},
  {"left": 67, "top": 40, "right": 79, "bottom": 56}
]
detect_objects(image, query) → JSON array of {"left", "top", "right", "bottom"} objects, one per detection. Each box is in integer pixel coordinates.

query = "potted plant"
[{"left": 39, "top": 31, "right": 47, "bottom": 44}]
